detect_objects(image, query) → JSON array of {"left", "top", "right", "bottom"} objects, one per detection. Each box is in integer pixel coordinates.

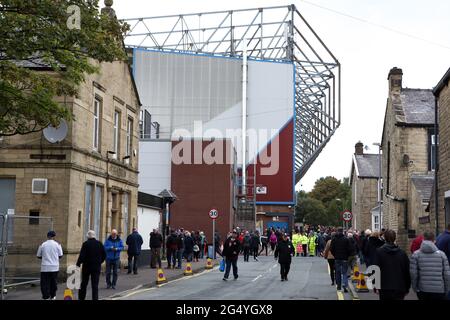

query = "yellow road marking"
[
  {"left": 112, "top": 266, "right": 218, "bottom": 300},
  {"left": 337, "top": 291, "right": 344, "bottom": 300}
]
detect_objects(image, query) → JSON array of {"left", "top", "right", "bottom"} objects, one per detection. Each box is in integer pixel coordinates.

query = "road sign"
[
  {"left": 342, "top": 210, "right": 353, "bottom": 222},
  {"left": 209, "top": 209, "right": 219, "bottom": 219}
]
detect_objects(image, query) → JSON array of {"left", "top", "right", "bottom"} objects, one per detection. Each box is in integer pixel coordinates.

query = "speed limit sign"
[
  {"left": 341, "top": 210, "right": 353, "bottom": 222},
  {"left": 209, "top": 209, "right": 219, "bottom": 219}
]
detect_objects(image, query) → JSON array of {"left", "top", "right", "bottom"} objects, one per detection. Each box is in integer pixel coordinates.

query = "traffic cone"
[
  {"left": 184, "top": 262, "right": 193, "bottom": 276},
  {"left": 356, "top": 273, "right": 369, "bottom": 292},
  {"left": 205, "top": 258, "right": 213, "bottom": 269},
  {"left": 352, "top": 265, "right": 360, "bottom": 283},
  {"left": 156, "top": 268, "right": 167, "bottom": 284},
  {"left": 63, "top": 288, "right": 74, "bottom": 300}
]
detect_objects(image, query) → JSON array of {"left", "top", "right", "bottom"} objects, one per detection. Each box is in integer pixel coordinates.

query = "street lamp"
[
  {"left": 373, "top": 143, "right": 382, "bottom": 230},
  {"left": 336, "top": 198, "right": 343, "bottom": 229}
]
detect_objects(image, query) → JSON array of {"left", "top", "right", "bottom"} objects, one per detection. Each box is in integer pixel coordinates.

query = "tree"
[
  {"left": 295, "top": 193, "right": 328, "bottom": 226},
  {"left": 296, "top": 176, "right": 352, "bottom": 227},
  {"left": 0, "top": 0, "right": 129, "bottom": 136},
  {"left": 309, "top": 176, "right": 342, "bottom": 207}
]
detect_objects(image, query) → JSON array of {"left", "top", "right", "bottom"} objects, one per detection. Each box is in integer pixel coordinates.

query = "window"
[
  {"left": 139, "top": 110, "right": 144, "bottom": 139},
  {"left": 29, "top": 210, "right": 39, "bottom": 225},
  {"left": 428, "top": 130, "right": 437, "bottom": 171},
  {"left": 126, "top": 118, "right": 133, "bottom": 157},
  {"left": 373, "top": 214, "right": 380, "bottom": 231},
  {"left": 122, "top": 193, "right": 129, "bottom": 237},
  {"left": 111, "top": 193, "right": 119, "bottom": 231},
  {"left": 113, "top": 111, "right": 120, "bottom": 156},
  {"left": 93, "top": 97, "right": 102, "bottom": 151},
  {"left": 94, "top": 185, "right": 103, "bottom": 238},
  {"left": 84, "top": 183, "right": 103, "bottom": 239},
  {"left": 84, "top": 184, "right": 93, "bottom": 238}
]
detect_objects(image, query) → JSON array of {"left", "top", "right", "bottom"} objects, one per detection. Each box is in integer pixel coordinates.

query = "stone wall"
[
  {"left": 351, "top": 173, "right": 378, "bottom": 232},
  {"left": 436, "top": 80, "right": 450, "bottom": 231},
  {"left": 0, "top": 59, "right": 140, "bottom": 274}
]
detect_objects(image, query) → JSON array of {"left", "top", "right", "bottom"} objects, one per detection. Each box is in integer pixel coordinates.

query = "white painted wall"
[
  {"left": 139, "top": 140, "right": 172, "bottom": 195},
  {"left": 137, "top": 206, "right": 161, "bottom": 250}
]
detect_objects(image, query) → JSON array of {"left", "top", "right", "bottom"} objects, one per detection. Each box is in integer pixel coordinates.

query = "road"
[{"left": 117, "top": 255, "right": 348, "bottom": 300}]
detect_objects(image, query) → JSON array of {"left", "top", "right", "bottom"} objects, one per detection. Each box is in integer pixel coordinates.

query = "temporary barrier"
[{"left": 1, "top": 212, "right": 54, "bottom": 300}]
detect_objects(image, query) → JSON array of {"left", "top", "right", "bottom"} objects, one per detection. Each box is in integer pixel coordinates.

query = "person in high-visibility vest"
[
  {"left": 291, "top": 232, "right": 301, "bottom": 256},
  {"left": 308, "top": 232, "right": 317, "bottom": 257},
  {"left": 300, "top": 232, "right": 309, "bottom": 257}
]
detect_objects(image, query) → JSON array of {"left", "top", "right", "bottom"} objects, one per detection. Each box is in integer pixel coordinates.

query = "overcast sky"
[{"left": 113, "top": 0, "right": 450, "bottom": 191}]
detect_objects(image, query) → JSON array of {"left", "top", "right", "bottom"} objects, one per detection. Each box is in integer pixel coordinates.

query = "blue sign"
[{"left": 267, "top": 221, "right": 288, "bottom": 231}]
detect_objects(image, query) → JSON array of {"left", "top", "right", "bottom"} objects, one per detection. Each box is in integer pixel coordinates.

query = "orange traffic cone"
[
  {"left": 156, "top": 268, "right": 167, "bottom": 284},
  {"left": 63, "top": 288, "right": 74, "bottom": 300},
  {"left": 356, "top": 272, "right": 369, "bottom": 292},
  {"left": 352, "top": 265, "right": 360, "bottom": 283},
  {"left": 205, "top": 258, "right": 213, "bottom": 269},
  {"left": 184, "top": 262, "right": 193, "bottom": 276}
]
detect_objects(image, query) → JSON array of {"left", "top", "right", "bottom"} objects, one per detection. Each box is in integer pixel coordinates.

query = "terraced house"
[
  {"left": 350, "top": 142, "right": 381, "bottom": 232},
  {"left": 381, "top": 67, "right": 436, "bottom": 250},
  {"left": 432, "top": 68, "right": 450, "bottom": 232}
]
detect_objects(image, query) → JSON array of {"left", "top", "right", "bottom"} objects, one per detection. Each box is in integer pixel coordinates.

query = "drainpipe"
[{"left": 434, "top": 95, "right": 439, "bottom": 235}]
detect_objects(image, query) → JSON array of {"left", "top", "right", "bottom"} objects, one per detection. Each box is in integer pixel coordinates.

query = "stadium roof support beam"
[{"left": 122, "top": 4, "right": 341, "bottom": 184}]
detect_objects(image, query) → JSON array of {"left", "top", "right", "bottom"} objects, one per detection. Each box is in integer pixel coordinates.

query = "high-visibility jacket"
[
  {"left": 300, "top": 235, "right": 308, "bottom": 245},
  {"left": 308, "top": 235, "right": 317, "bottom": 255},
  {"left": 292, "top": 234, "right": 301, "bottom": 253}
]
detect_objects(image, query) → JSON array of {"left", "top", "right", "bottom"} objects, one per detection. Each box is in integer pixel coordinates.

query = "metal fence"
[{"left": 0, "top": 213, "right": 53, "bottom": 300}]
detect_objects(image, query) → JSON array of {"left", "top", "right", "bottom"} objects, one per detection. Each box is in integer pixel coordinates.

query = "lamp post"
[
  {"left": 373, "top": 143, "right": 382, "bottom": 229},
  {"left": 336, "top": 198, "right": 344, "bottom": 229}
]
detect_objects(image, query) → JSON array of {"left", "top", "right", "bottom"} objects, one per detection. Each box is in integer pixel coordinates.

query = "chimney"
[
  {"left": 355, "top": 141, "right": 364, "bottom": 155},
  {"left": 388, "top": 67, "right": 403, "bottom": 93},
  {"left": 101, "top": 0, "right": 116, "bottom": 19}
]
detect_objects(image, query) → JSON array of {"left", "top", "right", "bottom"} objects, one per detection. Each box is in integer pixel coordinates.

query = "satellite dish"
[{"left": 43, "top": 119, "right": 68, "bottom": 143}]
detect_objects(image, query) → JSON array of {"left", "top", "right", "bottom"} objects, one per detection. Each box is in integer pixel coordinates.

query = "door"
[{"left": 0, "top": 178, "right": 16, "bottom": 242}]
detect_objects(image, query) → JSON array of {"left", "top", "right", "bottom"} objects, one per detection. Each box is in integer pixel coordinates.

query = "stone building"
[
  {"left": 381, "top": 67, "right": 435, "bottom": 250},
  {"left": 0, "top": 58, "right": 141, "bottom": 274},
  {"left": 350, "top": 142, "right": 381, "bottom": 232},
  {"left": 431, "top": 68, "right": 450, "bottom": 232}
]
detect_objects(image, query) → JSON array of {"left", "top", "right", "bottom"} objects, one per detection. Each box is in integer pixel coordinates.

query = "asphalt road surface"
[{"left": 117, "top": 255, "right": 345, "bottom": 300}]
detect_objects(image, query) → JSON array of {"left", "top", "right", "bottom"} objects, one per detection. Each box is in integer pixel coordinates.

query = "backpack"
[{"left": 270, "top": 234, "right": 277, "bottom": 243}]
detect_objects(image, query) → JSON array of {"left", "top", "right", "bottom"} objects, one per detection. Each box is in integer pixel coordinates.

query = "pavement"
[
  {"left": 118, "top": 255, "right": 341, "bottom": 300},
  {"left": 2, "top": 258, "right": 218, "bottom": 300}
]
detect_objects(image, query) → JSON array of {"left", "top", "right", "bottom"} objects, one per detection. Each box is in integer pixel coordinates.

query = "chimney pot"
[
  {"left": 388, "top": 67, "right": 403, "bottom": 93},
  {"left": 355, "top": 141, "right": 364, "bottom": 155}
]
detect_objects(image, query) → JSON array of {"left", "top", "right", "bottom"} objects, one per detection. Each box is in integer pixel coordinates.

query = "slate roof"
[
  {"left": 158, "top": 189, "right": 178, "bottom": 200},
  {"left": 411, "top": 174, "right": 435, "bottom": 202},
  {"left": 354, "top": 154, "right": 380, "bottom": 178},
  {"left": 397, "top": 89, "right": 435, "bottom": 125},
  {"left": 433, "top": 68, "right": 450, "bottom": 96}
]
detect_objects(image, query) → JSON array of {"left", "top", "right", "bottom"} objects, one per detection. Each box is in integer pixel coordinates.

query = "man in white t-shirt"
[{"left": 37, "top": 231, "right": 63, "bottom": 300}]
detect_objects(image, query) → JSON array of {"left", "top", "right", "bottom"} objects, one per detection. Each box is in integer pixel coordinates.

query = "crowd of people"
[
  {"left": 321, "top": 225, "right": 450, "bottom": 300},
  {"left": 34, "top": 222, "right": 450, "bottom": 300}
]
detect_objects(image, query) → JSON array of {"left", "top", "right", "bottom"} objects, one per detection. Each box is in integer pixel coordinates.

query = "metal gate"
[{"left": 0, "top": 213, "right": 54, "bottom": 300}]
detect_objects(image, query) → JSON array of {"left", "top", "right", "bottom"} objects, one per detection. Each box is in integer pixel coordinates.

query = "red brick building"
[{"left": 169, "top": 140, "right": 236, "bottom": 241}]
